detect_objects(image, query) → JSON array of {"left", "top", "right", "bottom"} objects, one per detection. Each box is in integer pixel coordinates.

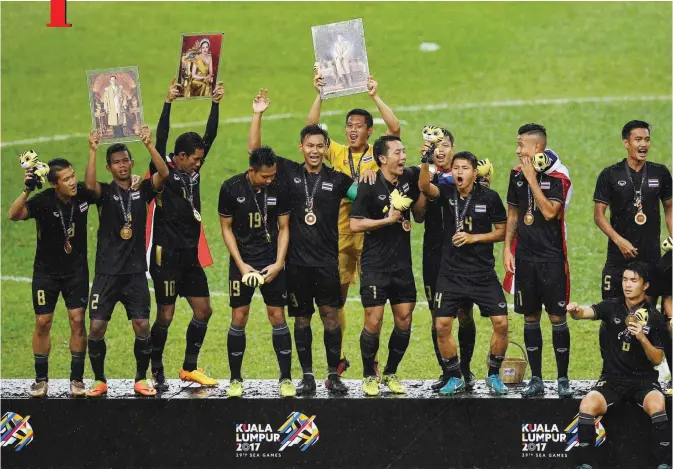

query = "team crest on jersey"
[
  {"left": 540, "top": 181, "right": 551, "bottom": 190},
  {"left": 475, "top": 204, "right": 486, "bottom": 213},
  {"left": 618, "top": 180, "right": 627, "bottom": 187},
  {"left": 613, "top": 318, "right": 621, "bottom": 324},
  {"left": 498, "top": 302, "right": 506, "bottom": 308},
  {"left": 113, "top": 195, "right": 120, "bottom": 201},
  {"left": 294, "top": 177, "right": 301, "bottom": 184},
  {"left": 648, "top": 179, "right": 659, "bottom": 188},
  {"left": 237, "top": 197, "right": 246, "bottom": 203},
  {"left": 362, "top": 155, "right": 373, "bottom": 163},
  {"left": 378, "top": 195, "right": 387, "bottom": 201},
  {"left": 79, "top": 202, "right": 89, "bottom": 212},
  {"left": 322, "top": 182, "right": 333, "bottom": 191},
  {"left": 131, "top": 191, "right": 140, "bottom": 200},
  {"left": 449, "top": 200, "right": 456, "bottom": 206},
  {"left": 173, "top": 174, "right": 181, "bottom": 181},
  {"left": 53, "top": 211, "right": 60, "bottom": 217},
  {"left": 268, "top": 197, "right": 277, "bottom": 206},
  {"left": 517, "top": 181, "right": 523, "bottom": 187}
]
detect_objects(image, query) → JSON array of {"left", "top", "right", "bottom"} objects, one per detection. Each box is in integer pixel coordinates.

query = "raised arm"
[
  {"left": 154, "top": 78, "right": 182, "bottom": 163},
  {"left": 85, "top": 129, "right": 102, "bottom": 198},
  {"left": 566, "top": 302, "right": 597, "bottom": 320},
  {"left": 248, "top": 89, "right": 270, "bottom": 153},
  {"left": 521, "top": 156, "right": 562, "bottom": 220},
  {"left": 8, "top": 171, "right": 35, "bottom": 221},
  {"left": 202, "top": 81, "right": 224, "bottom": 159},
  {"left": 367, "top": 76, "right": 400, "bottom": 137},
  {"left": 140, "top": 125, "right": 169, "bottom": 191},
  {"left": 306, "top": 68, "right": 325, "bottom": 126},
  {"left": 418, "top": 159, "right": 440, "bottom": 200},
  {"left": 630, "top": 321, "right": 664, "bottom": 365}
]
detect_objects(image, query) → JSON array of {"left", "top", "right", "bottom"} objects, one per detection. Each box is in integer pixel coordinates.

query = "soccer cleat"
[
  {"left": 179, "top": 368, "right": 218, "bottom": 386},
  {"left": 296, "top": 374, "right": 316, "bottom": 396},
  {"left": 665, "top": 387, "right": 673, "bottom": 396},
  {"left": 227, "top": 379, "right": 244, "bottom": 398},
  {"left": 557, "top": 377, "right": 573, "bottom": 398},
  {"left": 439, "top": 377, "right": 466, "bottom": 396},
  {"left": 576, "top": 465, "right": 593, "bottom": 469},
  {"left": 152, "top": 368, "right": 169, "bottom": 392},
  {"left": 486, "top": 374, "right": 509, "bottom": 395},
  {"left": 521, "top": 376, "right": 545, "bottom": 397},
  {"left": 337, "top": 356, "right": 350, "bottom": 377},
  {"left": 70, "top": 380, "right": 86, "bottom": 398},
  {"left": 134, "top": 379, "right": 157, "bottom": 397},
  {"left": 279, "top": 379, "right": 297, "bottom": 398},
  {"left": 86, "top": 380, "right": 108, "bottom": 398},
  {"left": 657, "top": 465, "right": 672, "bottom": 469},
  {"left": 326, "top": 374, "right": 348, "bottom": 394},
  {"left": 430, "top": 375, "right": 449, "bottom": 392},
  {"left": 28, "top": 380, "right": 48, "bottom": 398},
  {"left": 463, "top": 371, "right": 476, "bottom": 389},
  {"left": 362, "top": 376, "right": 380, "bottom": 396},
  {"left": 381, "top": 374, "right": 406, "bottom": 394}
]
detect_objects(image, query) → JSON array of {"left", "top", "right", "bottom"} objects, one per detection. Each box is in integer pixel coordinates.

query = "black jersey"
[
  {"left": 25, "top": 182, "right": 95, "bottom": 277},
  {"left": 218, "top": 173, "right": 290, "bottom": 265},
  {"left": 94, "top": 179, "right": 156, "bottom": 275},
  {"left": 351, "top": 168, "right": 421, "bottom": 272},
  {"left": 423, "top": 171, "right": 446, "bottom": 258},
  {"left": 436, "top": 183, "right": 507, "bottom": 277},
  {"left": 506, "top": 169, "right": 565, "bottom": 262},
  {"left": 593, "top": 159, "right": 672, "bottom": 267},
  {"left": 592, "top": 298, "right": 665, "bottom": 380},
  {"left": 274, "top": 157, "right": 352, "bottom": 267}
]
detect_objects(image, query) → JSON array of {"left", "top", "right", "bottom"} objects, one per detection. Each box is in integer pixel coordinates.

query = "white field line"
[
  {"left": 1, "top": 95, "right": 669, "bottom": 148},
  {"left": 1, "top": 275, "right": 593, "bottom": 309}
]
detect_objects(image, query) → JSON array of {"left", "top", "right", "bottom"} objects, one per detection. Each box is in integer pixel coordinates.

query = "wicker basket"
[{"left": 499, "top": 341, "right": 528, "bottom": 384}]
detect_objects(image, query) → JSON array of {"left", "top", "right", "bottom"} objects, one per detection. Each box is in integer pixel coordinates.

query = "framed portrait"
[
  {"left": 175, "top": 32, "right": 224, "bottom": 100},
  {"left": 86, "top": 66, "right": 144, "bottom": 144},
  {"left": 311, "top": 18, "right": 370, "bottom": 100}
]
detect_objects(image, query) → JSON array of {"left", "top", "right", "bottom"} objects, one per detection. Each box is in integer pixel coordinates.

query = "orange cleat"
[
  {"left": 134, "top": 379, "right": 157, "bottom": 397},
  {"left": 86, "top": 380, "right": 108, "bottom": 398},
  {"left": 179, "top": 368, "right": 218, "bottom": 386}
]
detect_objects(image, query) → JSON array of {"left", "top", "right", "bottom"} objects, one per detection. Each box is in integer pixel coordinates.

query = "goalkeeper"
[
  {"left": 350, "top": 136, "right": 427, "bottom": 396},
  {"left": 218, "top": 146, "right": 295, "bottom": 398}
]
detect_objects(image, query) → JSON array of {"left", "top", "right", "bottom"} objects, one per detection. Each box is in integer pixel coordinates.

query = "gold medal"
[
  {"left": 524, "top": 212, "right": 534, "bottom": 226},
  {"left": 120, "top": 225, "right": 133, "bottom": 240},
  {"left": 402, "top": 219, "right": 411, "bottom": 232},
  {"left": 634, "top": 212, "right": 647, "bottom": 225},
  {"left": 64, "top": 240, "right": 72, "bottom": 254},
  {"left": 193, "top": 209, "right": 202, "bottom": 222},
  {"left": 625, "top": 315, "right": 638, "bottom": 326},
  {"left": 305, "top": 212, "right": 317, "bottom": 226}
]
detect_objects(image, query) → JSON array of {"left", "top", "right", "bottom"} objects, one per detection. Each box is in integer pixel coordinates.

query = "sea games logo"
[
  {"left": 521, "top": 423, "right": 568, "bottom": 459},
  {"left": 235, "top": 411, "right": 319, "bottom": 459},
  {"left": 565, "top": 413, "right": 606, "bottom": 451},
  {"left": 1, "top": 412, "right": 34, "bottom": 451}
]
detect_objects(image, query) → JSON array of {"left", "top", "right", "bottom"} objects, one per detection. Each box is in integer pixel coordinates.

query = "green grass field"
[{"left": 1, "top": 2, "right": 671, "bottom": 382}]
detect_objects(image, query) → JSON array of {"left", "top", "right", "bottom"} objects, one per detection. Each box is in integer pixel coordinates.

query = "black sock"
[
  {"left": 524, "top": 321, "right": 543, "bottom": 378},
  {"left": 431, "top": 327, "right": 443, "bottom": 372},
  {"left": 360, "top": 328, "right": 380, "bottom": 377},
  {"left": 134, "top": 335, "right": 152, "bottom": 382},
  {"left": 88, "top": 337, "right": 107, "bottom": 383},
  {"left": 227, "top": 325, "right": 246, "bottom": 381},
  {"left": 70, "top": 351, "right": 85, "bottom": 382},
  {"left": 34, "top": 354, "right": 48, "bottom": 382},
  {"left": 183, "top": 317, "right": 208, "bottom": 372},
  {"left": 294, "top": 322, "right": 313, "bottom": 375},
  {"left": 384, "top": 327, "right": 411, "bottom": 375},
  {"left": 323, "top": 326, "right": 342, "bottom": 375},
  {"left": 272, "top": 322, "right": 292, "bottom": 381},
  {"left": 575, "top": 413, "right": 596, "bottom": 466},
  {"left": 488, "top": 352, "right": 505, "bottom": 377},
  {"left": 552, "top": 320, "right": 570, "bottom": 379},
  {"left": 651, "top": 411, "right": 671, "bottom": 466},
  {"left": 458, "top": 319, "right": 476, "bottom": 376},
  {"left": 150, "top": 322, "right": 170, "bottom": 371},
  {"left": 441, "top": 355, "right": 461, "bottom": 379}
]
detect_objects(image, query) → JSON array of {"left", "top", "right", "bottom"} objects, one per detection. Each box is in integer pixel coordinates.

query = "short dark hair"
[
  {"left": 249, "top": 146, "right": 277, "bottom": 170},
  {"left": 624, "top": 261, "right": 650, "bottom": 285},
  {"left": 518, "top": 123, "right": 547, "bottom": 138},
  {"left": 300, "top": 124, "right": 329, "bottom": 144},
  {"left": 346, "top": 109, "right": 374, "bottom": 128},
  {"left": 106, "top": 143, "right": 132, "bottom": 165},
  {"left": 174, "top": 131, "right": 205, "bottom": 157},
  {"left": 440, "top": 128, "right": 455, "bottom": 146},
  {"left": 46, "top": 158, "right": 72, "bottom": 184},
  {"left": 621, "top": 120, "right": 651, "bottom": 140},
  {"left": 451, "top": 151, "right": 478, "bottom": 169},
  {"left": 373, "top": 135, "right": 401, "bottom": 167}
]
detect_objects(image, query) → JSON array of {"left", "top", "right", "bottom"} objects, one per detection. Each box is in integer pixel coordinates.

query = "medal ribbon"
[
  {"left": 624, "top": 161, "right": 647, "bottom": 213},
  {"left": 178, "top": 171, "right": 198, "bottom": 213},
  {"left": 115, "top": 185, "right": 134, "bottom": 226},
  {"left": 247, "top": 176, "right": 271, "bottom": 243},
  {"left": 453, "top": 186, "right": 474, "bottom": 233},
  {"left": 303, "top": 170, "right": 322, "bottom": 212},
  {"left": 57, "top": 201, "right": 75, "bottom": 241},
  {"left": 526, "top": 174, "right": 541, "bottom": 218},
  {"left": 347, "top": 145, "right": 368, "bottom": 180}
]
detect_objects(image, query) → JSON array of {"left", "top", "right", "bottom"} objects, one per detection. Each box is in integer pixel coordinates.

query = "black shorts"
[
  {"left": 435, "top": 272, "right": 507, "bottom": 318},
  {"left": 149, "top": 244, "right": 209, "bottom": 305},
  {"left": 229, "top": 260, "right": 286, "bottom": 308},
  {"left": 514, "top": 259, "right": 567, "bottom": 316},
  {"left": 591, "top": 375, "right": 663, "bottom": 407},
  {"left": 423, "top": 253, "right": 474, "bottom": 313},
  {"left": 650, "top": 254, "right": 672, "bottom": 299},
  {"left": 32, "top": 271, "right": 89, "bottom": 315},
  {"left": 89, "top": 273, "right": 151, "bottom": 321},
  {"left": 286, "top": 264, "right": 342, "bottom": 317},
  {"left": 360, "top": 268, "right": 417, "bottom": 308}
]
